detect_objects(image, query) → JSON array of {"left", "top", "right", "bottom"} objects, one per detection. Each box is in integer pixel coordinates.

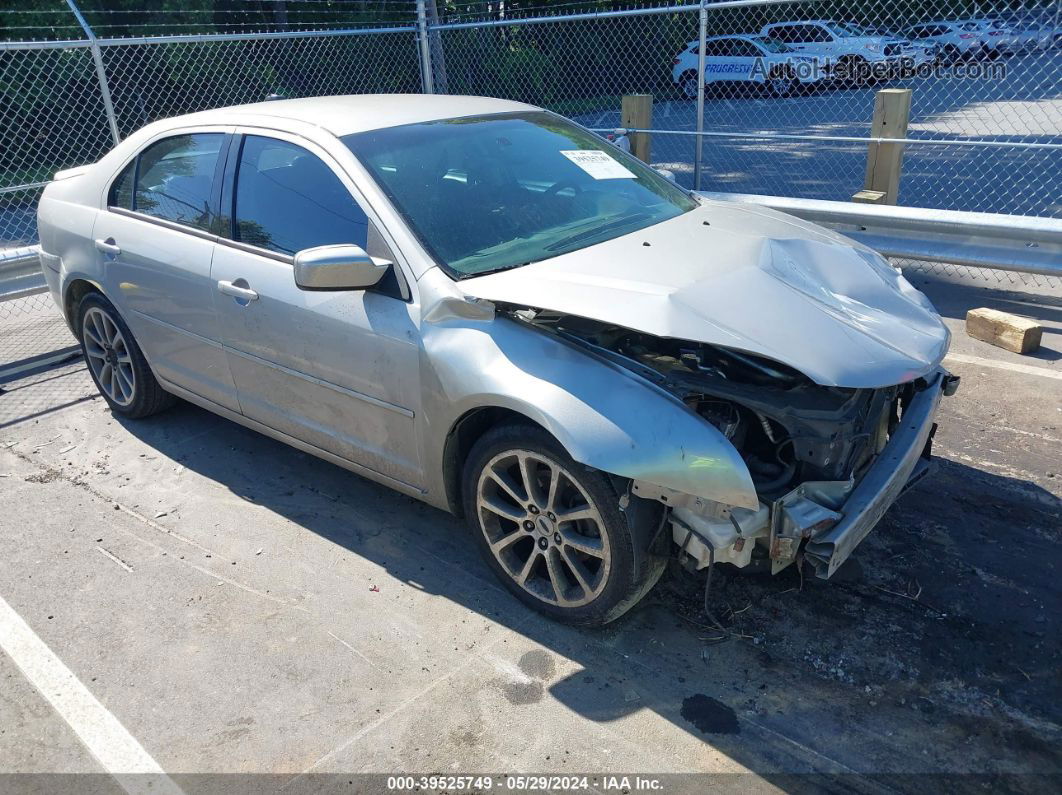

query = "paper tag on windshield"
[{"left": 559, "top": 150, "right": 636, "bottom": 180}]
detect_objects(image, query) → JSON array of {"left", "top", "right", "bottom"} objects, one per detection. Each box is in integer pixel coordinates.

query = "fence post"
[
  {"left": 65, "top": 0, "right": 120, "bottom": 146},
  {"left": 426, "top": 0, "right": 449, "bottom": 94},
  {"left": 693, "top": 1, "right": 707, "bottom": 190},
  {"left": 621, "top": 95, "right": 652, "bottom": 164},
  {"left": 857, "top": 88, "right": 912, "bottom": 205},
  {"left": 415, "top": 0, "right": 435, "bottom": 94}
]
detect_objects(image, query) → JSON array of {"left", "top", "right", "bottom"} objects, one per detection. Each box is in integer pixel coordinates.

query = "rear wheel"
[
  {"left": 678, "top": 71, "right": 700, "bottom": 100},
  {"left": 77, "top": 292, "right": 176, "bottom": 419},
  {"left": 462, "top": 423, "right": 665, "bottom": 626}
]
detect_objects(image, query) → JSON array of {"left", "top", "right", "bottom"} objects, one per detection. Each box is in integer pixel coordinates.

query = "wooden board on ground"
[{"left": 965, "top": 307, "right": 1043, "bottom": 354}]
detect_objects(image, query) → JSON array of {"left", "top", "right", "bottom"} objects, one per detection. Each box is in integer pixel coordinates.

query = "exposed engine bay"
[{"left": 504, "top": 305, "right": 954, "bottom": 578}]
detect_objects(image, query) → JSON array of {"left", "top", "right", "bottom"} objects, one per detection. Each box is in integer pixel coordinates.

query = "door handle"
[
  {"left": 94, "top": 238, "right": 121, "bottom": 255},
  {"left": 217, "top": 280, "right": 259, "bottom": 302}
]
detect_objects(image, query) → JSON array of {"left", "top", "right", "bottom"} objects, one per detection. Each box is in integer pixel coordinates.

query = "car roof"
[{"left": 155, "top": 94, "right": 539, "bottom": 137}]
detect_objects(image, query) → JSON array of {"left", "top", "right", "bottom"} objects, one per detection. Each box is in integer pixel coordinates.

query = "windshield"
[
  {"left": 343, "top": 112, "right": 696, "bottom": 278},
  {"left": 753, "top": 36, "right": 792, "bottom": 53}
]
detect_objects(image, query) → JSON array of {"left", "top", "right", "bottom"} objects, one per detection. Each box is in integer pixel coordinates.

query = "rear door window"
[
  {"left": 231, "top": 135, "right": 369, "bottom": 256},
  {"left": 133, "top": 133, "right": 223, "bottom": 232},
  {"left": 108, "top": 160, "right": 135, "bottom": 209}
]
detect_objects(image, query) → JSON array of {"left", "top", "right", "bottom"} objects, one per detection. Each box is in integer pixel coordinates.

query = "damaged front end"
[{"left": 508, "top": 308, "right": 959, "bottom": 579}]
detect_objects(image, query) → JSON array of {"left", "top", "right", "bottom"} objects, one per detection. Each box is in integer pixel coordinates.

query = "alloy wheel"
[
  {"left": 769, "top": 75, "right": 795, "bottom": 97},
  {"left": 476, "top": 449, "right": 612, "bottom": 608},
  {"left": 82, "top": 306, "right": 136, "bottom": 407}
]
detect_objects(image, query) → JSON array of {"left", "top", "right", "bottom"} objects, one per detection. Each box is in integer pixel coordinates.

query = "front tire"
[
  {"left": 77, "top": 292, "right": 176, "bottom": 419},
  {"left": 836, "top": 55, "right": 869, "bottom": 87},
  {"left": 766, "top": 67, "right": 797, "bottom": 98},
  {"left": 462, "top": 423, "right": 665, "bottom": 626}
]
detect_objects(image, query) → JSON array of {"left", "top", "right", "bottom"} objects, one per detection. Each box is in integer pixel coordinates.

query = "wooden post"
[
  {"left": 855, "top": 88, "right": 912, "bottom": 205},
  {"left": 621, "top": 94, "right": 653, "bottom": 164}
]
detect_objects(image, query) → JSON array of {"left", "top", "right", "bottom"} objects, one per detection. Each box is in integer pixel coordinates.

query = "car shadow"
[{"left": 112, "top": 400, "right": 1062, "bottom": 790}]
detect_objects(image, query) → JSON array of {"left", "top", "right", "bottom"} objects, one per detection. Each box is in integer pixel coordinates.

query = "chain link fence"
[
  {"left": 430, "top": 1, "right": 1061, "bottom": 219},
  {"left": 1, "top": 0, "right": 1060, "bottom": 343}
]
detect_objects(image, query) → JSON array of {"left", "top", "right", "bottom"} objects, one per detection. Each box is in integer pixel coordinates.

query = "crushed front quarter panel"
[{"left": 416, "top": 270, "right": 761, "bottom": 510}]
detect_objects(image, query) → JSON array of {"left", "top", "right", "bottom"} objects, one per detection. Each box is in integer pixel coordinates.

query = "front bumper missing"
[{"left": 802, "top": 369, "right": 949, "bottom": 578}]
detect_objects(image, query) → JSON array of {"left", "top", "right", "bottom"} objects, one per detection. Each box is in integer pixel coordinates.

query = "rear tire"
[
  {"left": 462, "top": 423, "right": 665, "bottom": 626},
  {"left": 77, "top": 292, "right": 176, "bottom": 419},
  {"left": 678, "top": 71, "right": 699, "bottom": 100}
]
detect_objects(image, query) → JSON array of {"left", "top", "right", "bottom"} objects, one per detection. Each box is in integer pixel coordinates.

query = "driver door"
[{"left": 211, "top": 131, "right": 422, "bottom": 488}]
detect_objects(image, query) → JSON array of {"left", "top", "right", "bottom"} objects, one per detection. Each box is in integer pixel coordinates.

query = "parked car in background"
[
  {"left": 845, "top": 23, "right": 938, "bottom": 70},
  {"left": 761, "top": 19, "right": 906, "bottom": 81},
  {"left": 904, "top": 21, "right": 987, "bottom": 62},
  {"left": 1008, "top": 19, "right": 1054, "bottom": 51},
  {"left": 671, "top": 34, "right": 823, "bottom": 98},
  {"left": 956, "top": 19, "right": 1021, "bottom": 56},
  {"left": 35, "top": 95, "right": 956, "bottom": 625}
]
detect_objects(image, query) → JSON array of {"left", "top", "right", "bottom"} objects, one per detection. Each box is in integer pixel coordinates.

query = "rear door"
[
  {"left": 703, "top": 39, "right": 734, "bottom": 85},
  {"left": 91, "top": 128, "right": 240, "bottom": 411},
  {"left": 210, "top": 130, "right": 422, "bottom": 487}
]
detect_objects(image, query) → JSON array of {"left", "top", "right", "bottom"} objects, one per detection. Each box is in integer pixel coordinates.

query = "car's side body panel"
[
  {"left": 212, "top": 243, "right": 424, "bottom": 487},
  {"left": 208, "top": 126, "right": 425, "bottom": 486}
]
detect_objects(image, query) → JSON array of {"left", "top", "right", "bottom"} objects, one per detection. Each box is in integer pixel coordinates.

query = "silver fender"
[{"left": 421, "top": 310, "right": 760, "bottom": 511}]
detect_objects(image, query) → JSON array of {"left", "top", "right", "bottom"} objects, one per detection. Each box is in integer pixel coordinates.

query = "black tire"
[
  {"left": 942, "top": 44, "right": 961, "bottom": 65},
  {"left": 462, "top": 422, "right": 666, "bottom": 627},
  {"left": 836, "top": 55, "right": 869, "bottom": 87},
  {"left": 678, "top": 71, "right": 699, "bottom": 100},
  {"left": 766, "top": 67, "right": 797, "bottom": 98},
  {"left": 76, "top": 292, "right": 176, "bottom": 419}
]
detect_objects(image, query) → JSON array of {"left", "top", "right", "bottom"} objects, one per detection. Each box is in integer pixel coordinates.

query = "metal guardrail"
[
  {"left": 0, "top": 246, "right": 47, "bottom": 303},
  {"left": 700, "top": 192, "right": 1062, "bottom": 276},
  {"left": 3, "top": 193, "right": 1059, "bottom": 306}
]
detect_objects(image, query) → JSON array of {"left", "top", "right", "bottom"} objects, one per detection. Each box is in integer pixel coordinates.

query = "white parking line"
[
  {"left": 944, "top": 352, "right": 1062, "bottom": 381},
  {"left": 0, "top": 593, "right": 183, "bottom": 795}
]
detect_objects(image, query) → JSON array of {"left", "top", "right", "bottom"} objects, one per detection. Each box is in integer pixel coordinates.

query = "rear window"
[
  {"left": 132, "top": 133, "right": 223, "bottom": 232},
  {"left": 108, "top": 161, "right": 135, "bottom": 209}
]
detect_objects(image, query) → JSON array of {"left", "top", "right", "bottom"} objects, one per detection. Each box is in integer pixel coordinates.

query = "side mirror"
[
  {"left": 654, "top": 167, "right": 677, "bottom": 183},
  {"left": 293, "top": 244, "right": 390, "bottom": 291}
]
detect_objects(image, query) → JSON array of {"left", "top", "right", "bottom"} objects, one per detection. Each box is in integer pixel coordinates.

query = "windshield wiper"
[{"left": 544, "top": 212, "right": 652, "bottom": 252}]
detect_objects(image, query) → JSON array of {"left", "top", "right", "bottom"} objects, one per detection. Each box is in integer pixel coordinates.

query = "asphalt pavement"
[
  {"left": 0, "top": 264, "right": 1058, "bottom": 792},
  {"left": 574, "top": 49, "right": 1062, "bottom": 217}
]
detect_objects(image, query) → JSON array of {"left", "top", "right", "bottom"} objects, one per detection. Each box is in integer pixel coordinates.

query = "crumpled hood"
[{"left": 459, "top": 200, "right": 950, "bottom": 389}]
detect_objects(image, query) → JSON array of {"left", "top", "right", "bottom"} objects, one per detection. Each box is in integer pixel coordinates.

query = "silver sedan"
[{"left": 37, "top": 95, "right": 956, "bottom": 625}]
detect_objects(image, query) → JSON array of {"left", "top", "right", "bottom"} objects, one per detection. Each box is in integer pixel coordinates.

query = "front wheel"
[
  {"left": 766, "top": 68, "right": 797, "bottom": 98},
  {"left": 462, "top": 423, "right": 665, "bottom": 626},
  {"left": 77, "top": 292, "right": 176, "bottom": 419},
  {"left": 836, "top": 55, "right": 869, "bottom": 87}
]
